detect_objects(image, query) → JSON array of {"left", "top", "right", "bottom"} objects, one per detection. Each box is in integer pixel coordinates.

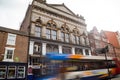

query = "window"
[
  {"left": 61, "top": 33, "right": 70, "bottom": 43},
  {"left": 62, "top": 46, "right": 71, "bottom": 54},
  {"left": 85, "top": 49, "right": 89, "bottom": 55},
  {"left": 46, "top": 44, "right": 58, "bottom": 53},
  {"left": 46, "top": 29, "right": 51, "bottom": 39},
  {"left": 51, "top": 30, "right": 57, "bottom": 40},
  {"left": 73, "top": 35, "right": 76, "bottom": 44},
  {"left": 33, "top": 43, "right": 42, "bottom": 54},
  {"left": 34, "top": 45, "right": 41, "bottom": 52},
  {"left": 75, "top": 48, "right": 83, "bottom": 54},
  {"left": 76, "top": 36, "right": 80, "bottom": 44},
  {"left": 73, "top": 35, "right": 80, "bottom": 44},
  {"left": 65, "top": 33, "right": 69, "bottom": 43},
  {"left": 0, "top": 66, "right": 6, "bottom": 79},
  {"left": 3, "top": 47, "right": 15, "bottom": 62},
  {"left": 61, "top": 32, "right": 64, "bottom": 42},
  {"left": 17, "top": 66, "right": 25, "bottom": 78},
  {"left": 7, "top": 66, "right": 16, "bottom": 79},
  {"left": 46, "top": 29, "right": 57, "bottom": 40},
  {"left": 72, "top": 28, "right": 80, "bottom": 44},
  {"left": 35, "top": 26, "right": 41, "bottom": 37},
  {"left": 7, "top": 33, "right": 16, "bottom": 45},
  {"left": 61, "top": 24, "right": 70, "bottom": 43},
  {"left": 31, "top": 57, "right": 41, "bottom": 65},
  {"left": 82, "top": 37, "right": 86, "bottom": 45}
]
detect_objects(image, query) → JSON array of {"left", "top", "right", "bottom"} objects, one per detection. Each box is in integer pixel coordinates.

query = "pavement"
[
  {"left": 111, "top": 75, "right": 120, "bottom": 80},
  {"left": 111, "top": 78, "right": 120, "bottom": 80}
]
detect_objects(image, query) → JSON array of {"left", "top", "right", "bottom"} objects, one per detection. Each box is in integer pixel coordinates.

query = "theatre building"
[
  {"left": 0, "top": 26, "right": 28, "bottom": 80},
  {"left": 20, "top": 0, "right": 91, "bottom": 75}
]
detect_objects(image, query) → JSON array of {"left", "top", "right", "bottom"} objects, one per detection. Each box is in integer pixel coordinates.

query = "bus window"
[
  {"left": 7, "top": 66, "right": 16, "bottom": 79},
  {"left": 17, "top": 66, "right": 25, "bottom": 78},
  {"left": 0, "top": 65, "right": 6, "bottom": 79}
]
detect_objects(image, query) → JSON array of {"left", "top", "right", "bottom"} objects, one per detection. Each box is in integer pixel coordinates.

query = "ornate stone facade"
[{"left": 20, "top": 0, "right": 91, "bottom": 66}]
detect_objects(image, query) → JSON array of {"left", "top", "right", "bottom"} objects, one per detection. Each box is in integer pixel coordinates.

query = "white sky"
[{"left": 0, "top": 0, "right": 120, "bottom": 32}]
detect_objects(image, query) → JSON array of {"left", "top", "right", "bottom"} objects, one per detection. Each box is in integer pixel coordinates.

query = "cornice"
[
  {"left": 33, "top": 5, "right": 86, "bottom": 26},
  {"left": 32, "top": 1, "right": 86, "bottom": 25}
]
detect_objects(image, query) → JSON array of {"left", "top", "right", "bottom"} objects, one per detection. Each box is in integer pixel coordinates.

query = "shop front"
[{"left": 0, "top": 62, "right": 27, "bottom": 80}]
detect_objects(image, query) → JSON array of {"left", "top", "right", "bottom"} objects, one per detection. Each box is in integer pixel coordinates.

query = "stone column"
[
  {"left": 89, "top": 49, "right": 92, "bottom": 56},
  {"left": 86, "top": 38, "right": 90, "bottom": 45},
  {"left": 29, "top": 41, "right": 34, "bottom": 55},
  {"left": 70, "top": 33, "right": 73, "bottom": 43},
  {"left": 72, "top": 47, "right": 75, "bottom": 55},
  {"left": 59, "top": 45, "right": 62, "bottom": 54},
  {"left": 42, "top": 26, "right": 46, "bottom": 38},
  {"left": 57, "top": 30, "right": 61, "bottom": 41},
  {"left": 83, "top": 49, "right": 86, "bottom": 56},
  {"left": 42, "top": 43, "right": 46, "bottom": 55}
]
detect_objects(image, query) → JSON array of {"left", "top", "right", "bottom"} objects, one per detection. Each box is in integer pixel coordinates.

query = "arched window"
[
  {"left": 35, "top": 26, "right": 41, "bottom": 37},
  {"left": 81, "top": 32, "right": 87, "bottom": 45},
  {"left": 61, "top": 23, "right": 70, "bottom": 43},
  {"left": 34, "top": 17, "right": 42, "bottom": 37},
  {"left": 73, "top": 28, "right": 80, "bottom": 44},
  {"left": 46, "top": 20, "right": 57, "bottom": 40}
]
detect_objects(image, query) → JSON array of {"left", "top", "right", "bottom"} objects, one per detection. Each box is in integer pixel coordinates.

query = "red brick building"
[
  {"left": 88, "top": 27, "right": 116, "bottom": 58},
  {"left": 104, "top": 31, "right": 120, "bottom": 60},
  {"left": 0, "top": 26, "right": 28, "bottom": 63}
]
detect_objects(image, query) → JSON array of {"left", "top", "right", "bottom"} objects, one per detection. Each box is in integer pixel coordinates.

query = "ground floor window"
[
  {"left": 0, "top": 66, "right": 6, "bottom": 79},
  {"left": 85, "top": 49, "right": 89, "bottom": 55},
  {"left": 0, "top": 62, "right": 27, "bottom": 80},
  {"left": 62, "top": 46, "right": 71, "bottom": 54},
  {"left": 75, "top": 48, "right": 83, "bottom": 54},
  {"left": 17, "top": 66, "right": 25, "bottom": 78},
  {"left": 46, "top": 44, "right": 58, "bottom": 53},
  {"left": 7, "top": 66, "right": 16, "bottom": 79}
]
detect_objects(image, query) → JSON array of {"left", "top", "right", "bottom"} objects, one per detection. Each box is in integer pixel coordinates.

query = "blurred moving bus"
[{"left": 28, "top": 53, "right": 120, "bottom": 80}]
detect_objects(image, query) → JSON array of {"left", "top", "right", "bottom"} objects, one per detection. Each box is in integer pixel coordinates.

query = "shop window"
[
  {"left": 7, "top": 66, "right": 16, "bottom": 79},
  {"left": 75, "top": 48, "right": 83, "bottom": 54},
  {"left": 17, "top": 66, "right": 25, "bottom": 78},
  {"left": 85, "top": 49, "right": 89, "bottom": 55},
  {"left": 46, "top": 44, "right": 58, "bottom": 53},
  {"left": 0, "top": 66, "right": 6, "bottom": 79},
  {"left": 62, "top": 46, "right": 71, "bottom": 54}
]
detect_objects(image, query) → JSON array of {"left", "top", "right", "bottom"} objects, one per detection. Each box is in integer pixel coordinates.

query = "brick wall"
[
  {"left": 14, "top": 35, "right": 28, "bottom": 63},
  {"left": 0, "top": 32, "right": 7, "bottom": 61},
  {"left": 0, "top": 30, "right": 28, "bottom": 63}
]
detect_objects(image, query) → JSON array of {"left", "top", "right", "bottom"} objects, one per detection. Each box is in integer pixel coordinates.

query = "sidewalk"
[
  {"left": 111, "top": 77, "right": 120, "bottom": 80},
  {"left": 111, "top": 75, "right": 120, "bottom": 80}
]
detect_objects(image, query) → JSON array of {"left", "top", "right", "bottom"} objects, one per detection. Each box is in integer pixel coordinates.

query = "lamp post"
[
  {"left": 95, "top": 46, "right": 111, "bottom": 80},
  {"left": 101, "top": 46, "right": 111, "bottom": 80}
]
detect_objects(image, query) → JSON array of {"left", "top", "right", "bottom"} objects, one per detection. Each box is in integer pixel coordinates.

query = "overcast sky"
[{"left": 0, "top": 0, "right": 120, "bottom": 32}]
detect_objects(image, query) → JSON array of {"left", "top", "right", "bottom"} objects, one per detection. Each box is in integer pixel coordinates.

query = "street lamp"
[
  {"left": 101, "top": 46, "right": 111, "bottom": 80},
  {"left": 95, "top": 46, "right": 111, "bottom": 80}
]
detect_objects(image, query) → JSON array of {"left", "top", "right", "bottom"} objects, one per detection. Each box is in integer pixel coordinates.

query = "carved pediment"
[{"left": 49, "top": 3, "right": 76, "bottom": 16}]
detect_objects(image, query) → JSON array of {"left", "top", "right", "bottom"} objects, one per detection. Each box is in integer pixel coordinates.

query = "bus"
[{"left": 28, "top": 52, "right": 120, "bottom": 80}]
